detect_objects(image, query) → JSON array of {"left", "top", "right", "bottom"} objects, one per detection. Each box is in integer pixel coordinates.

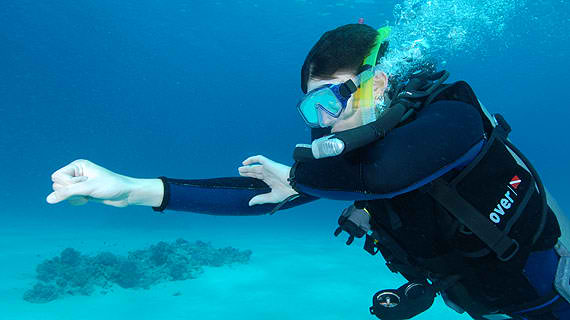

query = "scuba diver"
[{"left": 46, "top": 24, "right": 569, "bottom": 319}]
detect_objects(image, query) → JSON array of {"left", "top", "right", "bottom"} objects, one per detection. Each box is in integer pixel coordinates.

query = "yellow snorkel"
[{"left": 353, "top": 26, "right": 391, "bottom": 125}]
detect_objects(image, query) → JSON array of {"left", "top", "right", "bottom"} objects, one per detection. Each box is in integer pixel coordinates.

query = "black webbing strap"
[
  {"left": 268, "top": 194, "right": 301, "bottom": 215},
  {"left": 340, "top": 79, "right": 358, "bottom": 98},
  {"left": 428, "top": 180, "right": 519, "bottom": 261}
]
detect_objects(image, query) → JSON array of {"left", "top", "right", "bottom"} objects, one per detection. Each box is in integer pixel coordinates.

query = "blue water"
[{"left": 1, "top": 0, "right": 569, "bottom": 319}]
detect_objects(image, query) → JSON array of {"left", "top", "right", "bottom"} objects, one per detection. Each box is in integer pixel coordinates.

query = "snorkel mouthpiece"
[{"left": 311, "top": 135, "right": 346, "bottom": 159}]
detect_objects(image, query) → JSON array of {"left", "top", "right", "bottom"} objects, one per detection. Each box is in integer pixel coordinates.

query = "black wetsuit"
[
  {"left": 153, "top": 100, "right": 482, "bottom": 213},
  {"left": 153, "top": 99, "right": 565, "bottom": 319}
]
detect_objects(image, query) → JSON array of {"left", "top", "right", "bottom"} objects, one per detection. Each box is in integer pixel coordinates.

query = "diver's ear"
[{"left": 373, "top": 72, "right": 388, "bottom": 98}]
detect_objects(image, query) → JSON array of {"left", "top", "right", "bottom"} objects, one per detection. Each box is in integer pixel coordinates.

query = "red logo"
[{"left": 510, "top": 176, "right": 521, "bottom": 189}]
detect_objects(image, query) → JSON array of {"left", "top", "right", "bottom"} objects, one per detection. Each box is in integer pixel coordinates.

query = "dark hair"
[{"left": 300, "top": 24, "right": 380, "bottom": 93}]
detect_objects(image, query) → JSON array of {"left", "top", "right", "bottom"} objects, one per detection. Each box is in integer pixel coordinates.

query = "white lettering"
[
  {"left": 488, "top": 188, "right": 519, "bottom": 224},
  {"left": 504, "top": 191, "right": 514, "bottom": 203},
  {"left": 494, "top": 204, "right": 506, "bottom": 216},
  {"left": 500, "top": 199, "right": 512, "bottom": 209}
]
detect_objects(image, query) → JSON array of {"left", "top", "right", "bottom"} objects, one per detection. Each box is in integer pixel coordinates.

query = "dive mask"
[{"left": 297, "top": 81, "right": 354, "bottom": 128}]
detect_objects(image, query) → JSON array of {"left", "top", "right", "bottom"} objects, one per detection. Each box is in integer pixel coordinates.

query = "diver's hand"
[
  {"left": 46, "top": 159, "right": 163, "bottom": 207},
  {"left": 238, "top": 155, "right": 298, "bottom": 206}
]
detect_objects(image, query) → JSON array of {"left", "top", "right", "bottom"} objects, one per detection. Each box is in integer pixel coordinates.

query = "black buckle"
[
  {"left": 497, "top": 239, "right": 519, "bottom": 262},
  {"left": 364, "top": 234, "right": 379, "bottom": 255},
  {"left": 494, "top": 113, "right": 512, "bottom": 136}
]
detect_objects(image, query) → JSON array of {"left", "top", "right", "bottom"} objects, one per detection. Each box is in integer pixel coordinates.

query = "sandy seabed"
[{"left": 0, "top": 217, "right": 471, "bottom": 320}]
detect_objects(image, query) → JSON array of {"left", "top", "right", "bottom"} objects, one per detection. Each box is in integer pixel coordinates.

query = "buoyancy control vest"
[
  {"left": 293, "top": 71, "right": 562, "bottom": 316},
  {"left": 362, "top": 80, "right": 562, "bottom": 316}
]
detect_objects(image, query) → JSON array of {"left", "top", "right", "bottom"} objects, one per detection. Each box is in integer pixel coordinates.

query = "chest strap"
[
  {"left": 428, "top": 178, "right": 521, "bottom": 261},
  {"left": 427, "top": 114, "right": 546, "bottom": 262}
]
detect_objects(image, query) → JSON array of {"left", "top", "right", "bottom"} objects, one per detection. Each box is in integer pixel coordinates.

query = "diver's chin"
[
  {"left": 330, "top": 110, "right": 362, "bottom": 133},
  {"left": 330, "top": 125, "right": 345, "bottom": 133},
  {"left": 331, "top": 122, "right": 358, "bottom": 133}
]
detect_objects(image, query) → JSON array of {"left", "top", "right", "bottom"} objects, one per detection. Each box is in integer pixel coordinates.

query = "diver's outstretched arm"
[
  {"left": 47, "top": 159, "right": 317, "bottom": 215},
  {"left": 154, "top": 175, "right": 316, "bottom": 216}
]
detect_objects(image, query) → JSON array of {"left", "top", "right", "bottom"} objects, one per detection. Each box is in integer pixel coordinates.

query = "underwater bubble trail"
[{"left": 379, "top": 0, "right": 527, "bottom": 78}]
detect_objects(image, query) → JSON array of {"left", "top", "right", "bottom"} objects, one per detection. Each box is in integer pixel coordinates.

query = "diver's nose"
[{"left": 317, "top": 108, "right": 337, "bottom": 128}]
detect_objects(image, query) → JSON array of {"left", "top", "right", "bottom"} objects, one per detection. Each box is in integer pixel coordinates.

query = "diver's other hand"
[
  {"left": 47, "top": 159, "right": 136, "bottom": 207},
  {"left": 238, "top": 155, "right": 298, "bottom": 206}
]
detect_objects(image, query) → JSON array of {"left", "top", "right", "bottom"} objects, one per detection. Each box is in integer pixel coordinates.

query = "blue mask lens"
[{"left": 297, "top": 85, "right": 346, "bottom": 128}]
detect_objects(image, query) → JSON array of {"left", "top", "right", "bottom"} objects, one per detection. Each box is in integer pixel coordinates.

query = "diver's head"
[{"left": 300, "top": 24, "right": 389, "bottom": 133}]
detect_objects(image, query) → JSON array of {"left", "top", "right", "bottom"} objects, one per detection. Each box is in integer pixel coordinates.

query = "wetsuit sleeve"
[
  {"left": 289, "top": 100, "right": 486, "bottom": 200},
  {"left": 152, "top": 176, "right": 318, "bottom": 215}
]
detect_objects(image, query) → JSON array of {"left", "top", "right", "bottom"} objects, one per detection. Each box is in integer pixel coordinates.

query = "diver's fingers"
[
  {"left": 69, "top": 175, "right": 88, "bottom": 184},
  {"left": 52, "top": 177, "right": 88, "bottom": 192},
  {"left": 51, "top": 162, "right": 80, "bottom": 180},
  {"left": 46, "top": 191, "right": 60, "bottom": 204},
  {"left": 242, "top": 155, "right": 268, "bottom": 166},
  {"left": 52, "top": 176, "right": 88, "bottom": 189},
  {"left": 46, "top": 181, "right": 93, "bottom": 204},
  {"left": 239, "top": 171, "right": 264, "bottom": 180},
  {"left": 51, "top": 162, "right": 83, "bottom": 184},
  {"left": 238, "top": 165, "right": 264, "bottom": 180},
  {"left": 248, "top": 193, "right": 276, "bottom": 206},
  {"left": 238, "top": 164, "right": 263, "bottom": 174},
  {"left": 102, "top": 199, "right": 128, "bottom": 208}
]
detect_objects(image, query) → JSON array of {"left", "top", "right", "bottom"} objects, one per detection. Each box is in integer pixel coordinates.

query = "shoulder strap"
[{"left": 424, "top": 80, "right": 495, "bottom": 134}]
